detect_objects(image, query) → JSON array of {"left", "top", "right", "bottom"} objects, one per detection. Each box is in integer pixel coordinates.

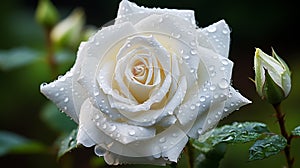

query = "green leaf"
[
  {"left": 291, "top": 126, "right": 300, "bottom": 136},
  {"left": 193, "top": 122, "right": 270, "bottom": 152},
  {"left": 40, "top": 102, "right": 77, "bottom": 134},
  {"left": 57, "top": 128, "right": 78, "bottom": 159},
  {"left": 249, "top": 134, "right": 287, "bottom": 161},
  {"left": 0, "top": 47, "right": 41, "bottom": 70},
  {"left": 194, "top": 143, "right": 227, "bottom": 168},
  {"left": 0, "top": 131, "right": 47, "bottom": 156}
]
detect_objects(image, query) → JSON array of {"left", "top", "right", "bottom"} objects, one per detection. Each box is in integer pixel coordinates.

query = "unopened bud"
[{"left": 254, "top": 48, "right": 291, "bottom": 104}]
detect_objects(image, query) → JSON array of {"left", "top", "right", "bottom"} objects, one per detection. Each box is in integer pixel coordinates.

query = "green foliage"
[
  {"left": 249, "top": 135, "right": 287, "bottom": 161},
  {"left": 291, "top": 126, "right": 300, "bottom": 136},
  {"left": 194, "top": 143, "right": 227, "bottom": 168},
  {"left": 0, "top": 131, "right": 47, "bottom": 156},
  {"left": 0, "top": 47, "right": 42, "bottom": 71},
  {"left": 40, "top": 102, "right": 77, "bottom": 134},
  {"left": 57, "top": 128, "right": 78, "bottom": 159},
  {"left": 193, "top": 122, "right": 270, "bottom": 152}
]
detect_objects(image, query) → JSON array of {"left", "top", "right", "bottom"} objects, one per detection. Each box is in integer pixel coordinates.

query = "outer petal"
[
  {"left": 221, "top": 87, "right": 252, "bottom": 119},
  {"left": 199, "top": 20, "right": 231, "bottom": 58},
  {"left": 40, "top": 42, "right": 88, "bottom": 123},
  {"left": 116, "top": 0, "right": 196, "bottom": 26},
  {"left": 77, "top": 100, "right": 188, "bottom": 163}
]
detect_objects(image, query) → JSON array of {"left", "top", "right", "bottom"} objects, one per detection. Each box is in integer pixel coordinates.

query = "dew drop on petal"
[
  {"left": 94, "top": 145, "right": 106, "bottom": 157},
  {"left": 207, "top": 26, "right": 217, "bottom": 33},
  {"left": 207, "top": 118, "right": 212, "bottom": 124},
  {"left": 64, "top": 97, "right": 69, "bottom": 103},
  {"left": 183, "top": 55, "right": 190, "bottom": 59},
  {"left": 159, "top": 137, "right": 166, "bottom": 143},
  {"left": 221, "top": 59, "right": 229, "bottom": 65},
  {"left": 208, "top": 65, "right": 215, "bottom": 71},
  {"left": 190, "top": 41, "right": 196, "bottom": 46},
  {"left": 197, "top": 128, "right": 203, "bottom": 134},
  {"left": 129, "top": 130, "right": 136, "bottom": 136},
  {"left": 222, "top": 29, "right": 228, "bottom": 34},
  {"left": 209, "top": 85, "right": 216, "bottom": 91},
  {"left": 200, "top": 96, "right": 206, "bottom": 102},
  {"left": 218, "top": 78, "right": 229, "bottom": 89},
  {"left": 190, "top": 49, "right": 197, "bottom": 55},
  {"left": 110, "top": 125, "right": 117, "bottom": 132},
  {"left": 158, "top": 17, "right": 163, "bottom": 23}
]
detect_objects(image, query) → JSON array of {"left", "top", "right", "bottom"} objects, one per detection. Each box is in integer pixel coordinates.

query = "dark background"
[{"left": 0, "top": 0, "right": 299, "bottom": 167}]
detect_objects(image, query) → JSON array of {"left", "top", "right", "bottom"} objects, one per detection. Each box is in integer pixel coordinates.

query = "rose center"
[{"left": 132, "top": 62, "right": 146, "bottom": 77}]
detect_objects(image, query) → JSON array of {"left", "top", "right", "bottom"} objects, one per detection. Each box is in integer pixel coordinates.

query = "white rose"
[{"left": 41, "top": 0, "right": 250, "bottom": 165}]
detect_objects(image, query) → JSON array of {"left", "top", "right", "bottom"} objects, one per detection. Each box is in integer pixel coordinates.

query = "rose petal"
[
  {"left": 200, "top": 20, "right": 231, "bottom": 58},
  {"left": 78, "top": 22, "right": 137, "bottom": 120},
  {"left": 40, "top": 42, "right": 88, "bottom": 123},
  {"left": 116, "top": 0, "right": 196, "bottom": 26},
  {"left": 221, "top": 87, "right": 251, "bottom": 119},
  {"left": 79, "top": 100, "right": 156, "bottom": 145},
  {"left": 78, "top": 99, "right": 188, "bottom": 161}
]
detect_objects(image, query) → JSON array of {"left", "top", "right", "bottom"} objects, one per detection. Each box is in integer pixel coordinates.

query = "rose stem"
[
  {"left": 273, "top": 103, "right": 294, "bottom": 168},
  {"left": 45, "top": 27, "right": 58, "bottom": 79},
  {"left": 184, "top": 140, "right": 194, "bottom": 168}
]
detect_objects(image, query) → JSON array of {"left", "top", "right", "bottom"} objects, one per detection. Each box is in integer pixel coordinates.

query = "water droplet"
[
  {"left": 94, "top": 91, "right": 100, "bottom": 96},
  {"left": 197, "top": 128, "right": 203, "bottom": 134},
  {"left": 200, "top": 96, "right": 206, "bottom": 102},
  {"left": 183, "top": 55, "right": 190, "bottom": 59},
  {"left": 94, "top": 145, "right": 106, "bottom": 157},
  {"left": 220, "top": 66, "right": 226, "bottom": 71},
  {"left": 60, "top": 88, "right": 64, "bottom": 91},
  {"left": 207, "top": 26, "right": 217, "bottom": 33},
  {"left": 210, "top": 71, "right": 216, "bottom": 77},
  {"left": 209, "top": 85, "right": 216, "bottom": 91},
  {"left": 64, "top": 97, "right": 69, "bottom": 103},
  {"left": 224, "top": 108, "right": 229, "bottom": 112},
  {"left": 190, "top": 105, "right": 196, "bottom": 110},
  {"left": 95, "top": 42, "right": 100, "bottom": 46},
  {"left": 159, "top": 137, "right": 166, "bottom": 143},
  {"left": 102, "top": 124, "right": 107, "bottom": 129},
  {"left": 207, "top": 118, "right": 212, "bottom": 124},
  {"left": 110, "top": 125, "right": 117, "bottom": 132},
  {"left": 172, "top": 133, "right": 178, "bottom": 137},
  {"left": 190, "top": 49, "right": 197, "bottom": 55},
  {"left": 171, "top": 33, "right": 181, "bottom": 38},
  {"left": 158, "top": 17, "right": 163, "bottom": 23},
  {"left": 190, "top": 41, "right": 196, "bottom": 46},
  {"left": 208, "top": 65, "right": 215, "bottom": 71},
  {"left": 55, "top": 93, "right": 59, "bottom": 97},
  {"left": 129, "top": 130, "right": 136, "bottom": 136},
  {"left": 221, "top": 59, "right": 229, "bottom": 65},
  {"left": 219, "top": 78, "right": 229, "bottom": 89},
  {"left": 95, "top": 114, "right": 100, "bottom": 120},
  {"left": 222, "top": 29, "right": 228, "bottom": 34}
]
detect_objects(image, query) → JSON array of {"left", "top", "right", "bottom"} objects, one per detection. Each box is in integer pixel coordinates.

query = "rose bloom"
[{"left": 41, "top": 0, "right": 250, "bottom": 165}]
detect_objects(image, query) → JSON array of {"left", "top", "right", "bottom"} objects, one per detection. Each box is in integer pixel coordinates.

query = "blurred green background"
[{"left": 0, "top": 0, "right": 299, "bottom": 167}]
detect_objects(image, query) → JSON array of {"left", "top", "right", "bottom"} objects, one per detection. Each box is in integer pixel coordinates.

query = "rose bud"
[
  {"left": 50, "top": 8, "right": 85, "bottom": 49},
  {"left": 254, "top": 48, "right": 291, "bottom": 104},
  {"left": 35, "top": 0, "right": 59, "bottom": 29}
]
